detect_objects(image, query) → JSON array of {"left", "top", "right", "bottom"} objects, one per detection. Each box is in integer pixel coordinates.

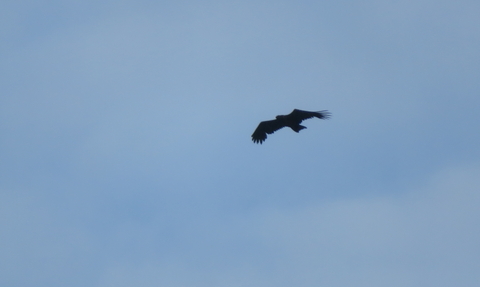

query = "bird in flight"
[{"left": 251, "top": 109, "right": 330, "bottom": 144}]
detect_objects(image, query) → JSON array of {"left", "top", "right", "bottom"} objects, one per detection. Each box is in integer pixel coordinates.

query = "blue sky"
[{"left": 1, "top": 1, "right": 480, "bottom": 286}]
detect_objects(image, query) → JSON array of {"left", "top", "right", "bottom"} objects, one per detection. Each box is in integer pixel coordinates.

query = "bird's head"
[{"left": 275, "top": 115, "right": 284, "bottom": 120}]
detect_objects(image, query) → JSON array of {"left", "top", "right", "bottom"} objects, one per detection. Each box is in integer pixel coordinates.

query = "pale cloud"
[
  {"left": 92, "top": 165, "right": 480, "bottom": 287},
  {"left": 254, "top": 164, "right": 480, "bottom": 286}
]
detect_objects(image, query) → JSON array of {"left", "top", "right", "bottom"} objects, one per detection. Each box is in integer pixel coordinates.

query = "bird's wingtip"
[{"left": 317, "top": 110, "right": 331, "bottom": 119}]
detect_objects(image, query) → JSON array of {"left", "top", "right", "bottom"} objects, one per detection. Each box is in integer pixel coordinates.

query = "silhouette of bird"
[{"left": 251, "top": 109, "right": 330, "bottom": 144}]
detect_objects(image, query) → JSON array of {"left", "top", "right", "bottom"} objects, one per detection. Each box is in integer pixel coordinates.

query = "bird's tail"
[{"left": 292, "top": 125, "right": 306, "bottom": 133}]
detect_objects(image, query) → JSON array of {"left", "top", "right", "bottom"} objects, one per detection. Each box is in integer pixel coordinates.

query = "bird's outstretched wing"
[
  {"left": 288, "top": 109, "right": 331, "bottom": 124},
  {"left": 251, "top": 119, "right": 286, "bottom": 144}
]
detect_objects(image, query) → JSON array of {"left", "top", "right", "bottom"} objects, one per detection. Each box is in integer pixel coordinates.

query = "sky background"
[{"left": 1, "top": 1, "right": 480, "bottom": 286}]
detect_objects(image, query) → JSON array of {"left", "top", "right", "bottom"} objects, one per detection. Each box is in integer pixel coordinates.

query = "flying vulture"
[{"left": 251, "top": 109, "right": 330, "bottom": 144}]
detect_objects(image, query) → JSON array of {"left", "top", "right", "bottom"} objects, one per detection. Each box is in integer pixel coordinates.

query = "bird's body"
[{"left": 251, "top": 109, "right": 330, "bottom": 144}]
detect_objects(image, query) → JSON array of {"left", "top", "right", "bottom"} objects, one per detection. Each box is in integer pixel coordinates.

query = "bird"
[{"left": 251, "top": 109, "right": 330, "bottom": 144}]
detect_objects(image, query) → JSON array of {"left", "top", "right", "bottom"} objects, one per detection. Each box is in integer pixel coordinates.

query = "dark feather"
[
  {"left": 288, "top": 109, "right": 330, "bottom": 123},
  {"left": 251, "top": 109, "right": 330, "bottom": 144},
  {"left": 251, "top": 120, "right": 286, "bottom": 144}
]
